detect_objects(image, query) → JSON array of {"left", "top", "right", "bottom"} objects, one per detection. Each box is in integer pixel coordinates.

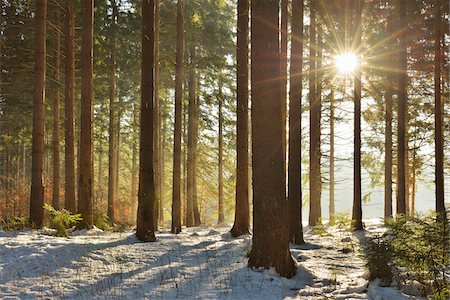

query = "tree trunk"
[
  {"left": 64, "top": 0, "right": 76, "bottom": 213},
  {"left": 281, "top": 0, "right": 288, "bottom": 171},
  {"left": 136, "top": 0, "right": 157, "bottom": 242},
  {"left": 159, "top": 117, "right": 166, "bottom": 226},
  {"left": 384, "top": 13, "right": 394, "bottom": 219},
  {"left": 288, "top": 0, "right": 304, "bottom": 244},
  {"left": 309, "top": 0, "right": 321, "bottom": 226},
  {"left": 352, "top": 0, "right": 363, "bottom": 230},
  {"left": 248, "top": 0, "right": 295, "bottom": 278},
  {"left": 171, "top": 0, "right": 184, "bottom": 234},
  {"left": 154, "top": 0, "right": 161, "bottom": 229},
  {"left": 186, "top": 44, "right": 195, "bottom": 227},
  {"left": 231, "top": 0, "right": 250, "bottom": 237},
  {"left": 30, "top": 0, "right": 47, "bottom": 227},
  {"left": 218, "top": 82, "right": 224, "bottom": 224},
  {"left": 329, "top": 88, "right": 335, "bottom": 225},
  {"left": 396, "top": 0, "right": 407, "bottom": 215},
  {"left": 108, "top": 0, "right": 118, "bottom": 224},
  {"left": 52, "top": 0, "right": 61, "bottom": 210},
  {"left": 78, "top": 0, "right": 94, "bottom": 229},
  {"left": 434, "top": 0, "right": 444, "bottom": 214},
  {"left": 131, "top": 104, "right": 138, "bottom": 223},
  {"left": 192, "top": 91, "right": 201, "bottom": 226}
]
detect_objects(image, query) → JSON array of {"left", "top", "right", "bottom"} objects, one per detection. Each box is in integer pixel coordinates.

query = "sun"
[{"left": 334, "top": 52, "right": 358, "bottom": 74}]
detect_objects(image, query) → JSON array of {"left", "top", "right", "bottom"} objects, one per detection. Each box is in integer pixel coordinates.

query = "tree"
[
  {"left": 396, "top": 0, "right": 407, "bottom": 215},
  {"left": 186, "top": 42, "right": 195, "bottom": 227},
  {"left": 64, "top": 0, "right": 76, "bottom": 214},
  {"left": 434, "top": 0, "right": 444, "bottom": 214},
  {"left": 352, "top": 0, "right": 363, "bottom": 230},
  {"left": 108, "top": 0, "right": 118, "bottom": 224},
  {"left": 309, "top": 0, "right": 321, "bottom": 226},
  {"left": 288, "top": 0, "right": 305, "bottom": 244},
  {"left": 230, "top": 0, "right": 250, "bottom": 237},
  {"left": 155, "top": 0, "right": 162, "bottom": 228},
  {"left": 136, "top": 0, "right": 157, "bottom": 242},
  {"left": 218, "top": 80, "right": 224, "bottom": 224},
  {"left": 171, "top": 0, "right": 184, "bottom": 234},
  {"left": 30, "top": 0, "right": 47, "bottom": 227},
  {"left": 78, "top": 0, "right": 94, "bottom": 229},
  {"left": 52, "top": 0, "right": 61, "bottom": 211},
  {"left": 384, "top": 12, "right": 394, "bottom": 218},
  {"left": 248, "top": 0, "right": 295, "bottom": 278}
]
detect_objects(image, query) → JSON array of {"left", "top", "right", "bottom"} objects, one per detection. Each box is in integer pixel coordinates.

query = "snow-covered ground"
[{"left": 0, "top": 220, "right": 422, "bottom": 299}]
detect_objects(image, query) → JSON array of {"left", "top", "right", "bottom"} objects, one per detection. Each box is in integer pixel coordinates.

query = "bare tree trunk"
[
  {"left": 288, "top": 0, "right": 304, "bottom": 244},
  {"left": 281, "top": 0, "right": 288, "bottom": 170},
  {"left": 64, "top": 0, "right": 76, "bottom": 213},
  {"left": 329, "top": 88, "right": 335, "bottom": 225},
  {"left": 159, "top": 117, "right": 166, "bottom": 226},
  {"left": 248, "top": 0, "right": 295, "bottom": 278},
  {"left": 434, "top": 0, "right": 444, "bottom": 214},
  {"left": 352, "top": 0, "right": 363, "bottom": 230},
  {"left": 52, "top": 0, "right": 61, "bottom": 210},
  {"left": 309, "top": 0, "right": 321, "bottom": 226},
  {"left": 192, "top": 91, "right": 201, "bottom": 226},
  {"left": 131, "top": 104, "right": 138, "bottom": 224},
  {"left": 396, "top": 0, "right": 407, "bottom": 215},
  {"left": 186, "top": 44, "right": 195, "bottom": 227},
  {"left": 136, "top": 0, "right": 157, "bottom": 242},
  {"left": 108, "top": 0, "right": 118, "bottom": 224},
  {"left": 78, "top": 0, "right": 94, "bottom": 229},
  {"left": 171, "top": 0, "right": 184, "bottom": 234},
  {"left": 384, "top": 12, "right": 394, "bottom": 219},
  {"left": 154, "top": 0, "right": 161, "bottom": 229},
  {"left": 231, "top": 0, "right": 250, "bottom": 237},
  {"left": 218, "top": 82, "right": 224, "bottom": 224},
  {"left": 30, "top": 0, "right": 47, "bottom": 227}
]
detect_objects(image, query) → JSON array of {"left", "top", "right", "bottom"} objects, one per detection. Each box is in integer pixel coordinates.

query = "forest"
[{"left": 0, "top": 0, "right": 449, "bottom": 299}]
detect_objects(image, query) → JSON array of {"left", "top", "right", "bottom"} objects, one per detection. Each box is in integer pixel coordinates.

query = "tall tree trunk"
[
  {"left": 30, "top": 0, "right": 47, "bottom": 227},
  {"left": 136, "top": 0, "right": 157, "bottom": 242},
  {"left": 171, "top": 0, "right": 184, "bottom": 234},
  {"left": 192, "top": 91, "right": 201, "bottom": 226},
  {"left": 182, "top": 102, "right": 187, "bottom": 225},
  {"left": 231, "top": 0, "right": 250, "bottom": 237},
  {"left": 281, "top": 0, "right": 288, "bottom": 171},
  {"left": 411, "top": 128, "right": 417, "bottom": 217},
  {"left": 309, "top": 0, "right": 321, "bottom": 226},
  {"left": 352, "top": 0, "right": 363, "bottom": 230},
  {"left": 248, "top": 0, "right": 295, "bottom": 278},
  {"left": 434, "top": 0, "right": 444, "bottom": 214},
  {"left": 329, "top": 88, "right": 335, "bottom": 225},
  {"left": 78, "top": 0, "right": 94, "bottom": 229},
  {"left": 108, "top": 0, "right": 118, "bottom": 224},
  {"left": 218, "top": 82, "right": 224, "bottom": 224},
  {"left": 186, "top": 44, "right": 195, "bottom": 227},
  {"left": 154, "top": 0, "right": 161, "bottom": 229},
  {"left": 64, "top": 0, "right": 76, "bottom": 213},
  {"left": 96, "top": 148, "right": 103, "bottom": 211},
  {"left": 288, "top": 0, "right": 304, "bottom": 244},
  {"left": 52, "top": 0, "right": 61, "bottom": 210},
  {"left": 131, "top": 104, "right": 138, "bottom": 223},
  {"left": 384, "top": 12, "right": 394, "bottom": 219},
  {"left": 159, "top": 116, "right": 166, "bottom": 226},
  {"left": 396, "top": 0, "right": 407, "bottom": 215}
]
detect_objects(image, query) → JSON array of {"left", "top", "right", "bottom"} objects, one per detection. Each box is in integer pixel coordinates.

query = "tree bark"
[
  {"left": 288, "top": 0, "right": 304, "bottom": 244},
  {"left": 329, "top": 88, "right": 335, "bottom": 225},
  {"left": 281, "top": 0, "right": 288, "bottom": 170},
  {"left": 52, "top": 0, "right": 61, "bottom": 210},
  {"left": 171, "top": 0, "right": 184, "bottom": 234},
  {"left": 136, "top": 0, "right": 157, "bottom": 242},
  {"left": 131, "top": 104, "right": 138, "bottom": 223},
  {"left": 108, "top": 0, "right": 118, "bottom": 224},
  {"left": 230, "top": 0, "right": 250, "bottom": 237},
  {"left": 64, "top": 0, "right": 76, "bottom": 214},
  {"left": 384, "top": 12, "right": 394, "bottom": 219},
  {"left": 352, "top": 0, "right": 363, "bottom": 230},
  {"left": 396, "top": 0, "right": 407, "bottom": 215},
  {"left": 248, "top": 0, "right": 295, "bottom": 278},
  {"left": 78, "top": 0, "right": 94, "bottom": 229},
  {"left": 154, "top": 0, "right": 161, "bottom": 229},
  {"left": 434, "top": 0, "right": 444, "bottom": 214},
  {"left": 30, "top": 0, "right": 47, "bottom": 227},
  {"left": 186, "top": 43, "right": 195, "bottom": 227},
  {"left": 309, "top": 0, "right": 321, "bottom": 226},
  {"left": 218, "top": 81, "right": 224, "bottom": 224},
  {"left": 192, "top": 91, "right": 201, "bottom": 226}
]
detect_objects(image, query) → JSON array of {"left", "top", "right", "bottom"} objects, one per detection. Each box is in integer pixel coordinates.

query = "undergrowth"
[{"left": 44, "top": 204, "right": 82, "bottom": 237}]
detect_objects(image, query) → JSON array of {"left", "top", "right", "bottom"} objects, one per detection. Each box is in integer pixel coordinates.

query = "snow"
[{"left": 0, "top": 220, "right": 423, "bottom": 299}]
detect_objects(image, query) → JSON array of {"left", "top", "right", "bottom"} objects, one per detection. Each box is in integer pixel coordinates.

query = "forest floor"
[{"left": 0, "top": 219, "right": 422, "bottom": 299}]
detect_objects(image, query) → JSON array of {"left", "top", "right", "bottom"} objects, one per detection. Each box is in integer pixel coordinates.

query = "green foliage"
[
  {"left": 363, "top": 236, "right": 393, "bottom": 284},
  {"left": 44, "top": 204, "right": 82, "bottom": 237},
  {"left": 365, "top": 213, "right": 450, "bottom": 297},
  {"left": 334, "top": 212, "right": 355, "bottom": 232},
  {"left": 1, "top": 215, "right": 28, "bottom": 231},
  {"left": 93, "top": 213, "right": 111, "bottom": 231}
]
